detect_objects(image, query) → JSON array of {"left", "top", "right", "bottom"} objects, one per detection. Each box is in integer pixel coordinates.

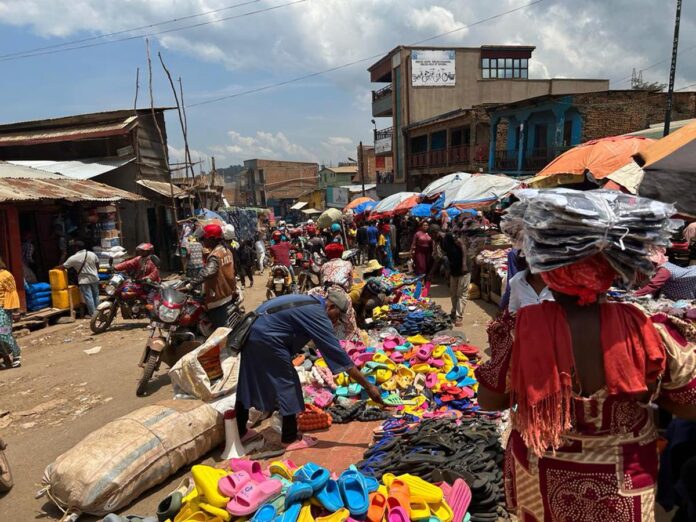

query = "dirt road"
[{"left": 0, "top": 276, "right": 496, "bottom": 520}]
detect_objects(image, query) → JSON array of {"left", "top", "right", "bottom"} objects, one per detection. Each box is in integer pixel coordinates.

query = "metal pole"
[
  {"left": 359, "top": 141, "right": 366, "bottom": 197},
  {"left": 664, "top": 0, "right": 682, "bottom": 137}
]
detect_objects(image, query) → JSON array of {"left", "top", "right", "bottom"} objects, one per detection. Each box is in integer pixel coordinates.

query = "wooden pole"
[
  {"left": 157, "top": 51, "right": 195, "bottom": 215},
  {"left": 146, "top": 39, "right": 179, "bottom": 239},
  {"left": 133, "top": 67, "right": 140, "bottom": 112}
]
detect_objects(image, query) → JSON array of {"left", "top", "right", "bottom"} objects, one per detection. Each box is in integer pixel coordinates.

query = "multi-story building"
[
  {"left": 368, "top": 45, "right": 608, "bottom": 193},
  {"left": 242, "top": 159, "right": 318, "bottom": 216},
  {"left": 318, "top": 164, "right": 358, "bottom": 189},
  {"left": 488, "top": 90, "right": 696, "bottom": 176}
]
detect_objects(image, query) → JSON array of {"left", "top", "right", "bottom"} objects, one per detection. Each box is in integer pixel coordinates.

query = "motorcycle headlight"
[
  {"left": 105, "top": 284, "right": 116, "bottom": 296},
  {"left": 158, "top": 304, "right": 181, "bottom": 323}
]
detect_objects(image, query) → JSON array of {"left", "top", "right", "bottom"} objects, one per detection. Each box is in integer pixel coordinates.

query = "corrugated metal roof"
[
  {"left": 6, "top": 156, "right": 135, "bottom": 180},
  {"left": 0, "top": 162, "right": 144, "bottom": 203},
  {"left": 323, "top": 165, "right": 358, "bottom": 174},
  {"left": 341, "top": 184, "right": 377, "bottom": 192},
  {"left": 0, "top": 116, "right": 137, "bottom": 147},
  {"left": 136, "top": 179, "right": 186, "bottom": 198},
  {"left": 0, "top": 162, "right": 62, "bottom": 179}
]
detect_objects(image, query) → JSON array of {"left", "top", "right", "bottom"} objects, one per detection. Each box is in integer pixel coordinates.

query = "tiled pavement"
[{"left": 256, "top": 420, "right": 382, "bottom": 472}]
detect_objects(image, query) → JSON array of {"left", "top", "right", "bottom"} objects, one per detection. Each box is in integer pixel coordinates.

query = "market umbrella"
[
  {"left": 352, "top": 200, "right": 377, "bottom": 215},
  {"left": 344, "top": 196, "right": 375, "bottom": 212},
  {"left": 393, "top": 194, "right": 422, "bottom": 215},
  {"left": 443, "top": 174, "right": 521, "bottom": 208},
  {"left": 527, "top": 136, "right": 654, "bottom": 188},
  {"left": 317, "top": 207, "right": 343, "bottom": 229},
  {"left": 637, "top": 119, "right": 696, "bottom": 216},
  {"left": 410, "top": 203, "right": 434, "bottom": 218},
  {"left": 421, "top": 172, "right": 472, "bottom": 198},
  {"left": 370, "top": 191, "right": 419, "bottom": 218}
]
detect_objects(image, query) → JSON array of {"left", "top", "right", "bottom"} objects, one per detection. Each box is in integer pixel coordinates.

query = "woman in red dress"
[{"left": 410, "top": 221, "right": 433, "bottom": 276}]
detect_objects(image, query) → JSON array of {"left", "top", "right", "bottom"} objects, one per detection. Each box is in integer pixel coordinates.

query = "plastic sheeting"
[{"left": 529, "top": 136, "right": 654, "bottom": 188}]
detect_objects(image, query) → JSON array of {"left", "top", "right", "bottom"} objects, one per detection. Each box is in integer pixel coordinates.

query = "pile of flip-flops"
[
  {"left": 358, "top": 417, "right": 508, "bottom": 522},
  {"left": 145, "top": 457, "right": 469, "bottom": 522},
  {"left": 371, "top": 302, "right": 453, "bottom": 336}
]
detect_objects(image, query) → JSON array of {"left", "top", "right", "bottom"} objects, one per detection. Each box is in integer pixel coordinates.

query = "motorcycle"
[
  {"left": 90, "top": 272, "right": 154, "bottom": 334},
  {"left": 136, "top": 282, "right": 244, "bottom": 396},
  {"left": 266, "top": 265, "right": 295, "bottom": 299},
  {"left": 0, "top": 436, "right": 13, "bottom": 493},
  {"left": 296, "top": 251, "right": 322, "bottom": 293}
]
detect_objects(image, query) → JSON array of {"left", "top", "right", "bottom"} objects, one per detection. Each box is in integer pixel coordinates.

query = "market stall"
[{"left": 0, "top": 162, "right": 144, "bottom": 312}]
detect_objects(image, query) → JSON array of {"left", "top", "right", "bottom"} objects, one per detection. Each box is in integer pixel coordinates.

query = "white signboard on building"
[
  {"left": 375, "top": 136, "right": 392, "bottom": 155},
  {"left": 411, "top": 50, "right": 456, "bottom": 87},
  {"left": 327, "top": 186, "right": 349, "bottom": 208}
]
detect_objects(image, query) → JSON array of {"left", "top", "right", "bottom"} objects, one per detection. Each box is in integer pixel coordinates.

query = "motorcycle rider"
[
  {"left": 114, "top": 243, "right": 161, "bottom": 284},
  {"left": 190, "top": 224, "right": 238, "bottom": 329}
]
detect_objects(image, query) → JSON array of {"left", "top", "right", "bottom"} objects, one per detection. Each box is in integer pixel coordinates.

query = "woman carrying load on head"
[{"left": 477, "top": 193, "right": 696, "bottom": 522}]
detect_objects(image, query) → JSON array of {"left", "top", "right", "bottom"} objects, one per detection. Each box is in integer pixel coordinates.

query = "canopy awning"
[
  {"left": 290, "top": 201, "right": 308, "bottom": 210},
  {"left": 301, "top": 208, "right": 322, "bottom": 215}
]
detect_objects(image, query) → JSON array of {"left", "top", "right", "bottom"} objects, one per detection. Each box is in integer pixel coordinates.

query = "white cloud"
[
  {"left": 325, "top": 136, "right": 353, "bottom": 146},
  {"left": 216, "top": 129, "right": 316, "bottom": 163},
  {"left": 2, "top": 0, "right": 696, "bottom": 166}
]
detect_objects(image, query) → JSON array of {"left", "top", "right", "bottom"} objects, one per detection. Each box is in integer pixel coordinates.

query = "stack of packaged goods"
[
  {"left": 97, "top": 205, "right": 121, "bottom": 249},
  {"left": 24, "top": 281, "right": 52, "bottom": 311}
]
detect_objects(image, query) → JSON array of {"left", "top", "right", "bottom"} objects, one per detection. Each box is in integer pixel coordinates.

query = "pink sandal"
[
  {"left": 218, "top": 471, "right": 252, "bottom": 497},
  {"left": 285, "top": 434, "right": 318, "bottom": 451},
  {"left": 226, "top": 479, "right": 283, "bottom": 516},
  {"left": 229, "top": 458, "right": 267, "bottom": 482}
]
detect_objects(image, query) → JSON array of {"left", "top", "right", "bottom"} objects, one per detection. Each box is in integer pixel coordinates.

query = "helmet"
[
  {"left": 290, "top": 228, "right": 301, "bottom": 238},
  {"left": 272, "top": 230, "right": 282, "bottom": 241},
  {"left": 307, "top": 219, "right": 314, "bottom": 225},
  {"left": 331, "top": 223, "right": 341, "bottom": 233},
  {"left": 222, "top": 224, "right": 235, "bottom": 240},
  {"left": 135, "top": 242, "right": 154, "bottom": 256},
  {"left": 278, "top": 220, "right": 286, "bottom": 228},
  {"left": 203, "top": 224, "right": 223, "bottom": 239}
]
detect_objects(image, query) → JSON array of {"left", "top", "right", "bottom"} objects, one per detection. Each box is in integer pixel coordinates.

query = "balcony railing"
[
  {"left": 408, "top": 151, "right": 428, "bottom": 169},
  {"left": 495, "top": 147, "right": 573, "bottom": 172},
  {"left": 407, "top": 145, "right": 485, "bottom": 170},
  {"left": 448, "top": 144, "right": 469, "bottom": 164},
  {"left": 429, "top": 148, "right": 447, "bottom": 167},
  {"left": 372, "top": 84, "right": 393, "bottom": 101},
  {"left": 372, "top": 84, "right": 393, "bottom": 117},
  {"left": 375, "top": 127, "right": 393, "bottom": 141}
]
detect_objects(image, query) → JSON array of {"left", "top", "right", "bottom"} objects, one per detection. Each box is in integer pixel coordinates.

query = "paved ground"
[{"left": 0, "top": 272, "right": 497, "bottom": 520}]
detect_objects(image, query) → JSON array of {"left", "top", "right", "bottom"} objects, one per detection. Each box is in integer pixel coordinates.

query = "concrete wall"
[{"left": 398, "top": 47, "right": 609, "bottom": 124}]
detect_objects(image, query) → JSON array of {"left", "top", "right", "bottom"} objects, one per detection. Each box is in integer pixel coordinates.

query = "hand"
[{"left": 365, "top": 383, "right": 386, "bottom": 407}]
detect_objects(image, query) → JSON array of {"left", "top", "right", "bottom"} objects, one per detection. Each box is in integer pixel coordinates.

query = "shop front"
[{"left": 0, "top": 162, "right": 144, "bottom": 310}]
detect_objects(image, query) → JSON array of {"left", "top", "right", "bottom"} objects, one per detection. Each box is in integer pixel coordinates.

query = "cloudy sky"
[{"left": 0, "top": 0, "right": 694, "bottom": 168}]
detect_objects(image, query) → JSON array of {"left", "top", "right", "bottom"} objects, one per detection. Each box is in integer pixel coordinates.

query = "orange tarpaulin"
[
  {"left": 343, "top": 196, "right": 375, "bottom": 212},
  {"left": 393, "top": 194, "right": 421, "bottom": 215},
  {"left": 528, "top": 136, "right": 654, "bottom": 188}
]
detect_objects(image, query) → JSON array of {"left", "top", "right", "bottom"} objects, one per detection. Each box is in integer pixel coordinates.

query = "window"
[
  {"left": 430, "top": 130, "right": 447, "bottom": 150},
  {"left": 481, "top": 55, "right": 529, "bottom": 80},
  {"left": 563, "top": 120, "right": 573, "bottom": 147}
]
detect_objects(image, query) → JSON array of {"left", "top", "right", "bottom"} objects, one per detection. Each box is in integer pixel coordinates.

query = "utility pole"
[
  {"left": 359, "top": 141, "right": 366, "bottom": 197},
  {"left": 664, "top": 0, "right": 682, "bottom": 137}
]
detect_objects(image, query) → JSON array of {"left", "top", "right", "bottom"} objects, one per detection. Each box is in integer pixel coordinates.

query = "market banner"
[{"left": 411, "top": 50, "right": 456, "bottom": 87}]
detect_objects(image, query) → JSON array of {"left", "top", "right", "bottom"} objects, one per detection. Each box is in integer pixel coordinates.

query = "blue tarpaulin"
[{"left": 353, "top": 200, "right": 377, "bottom": 214}]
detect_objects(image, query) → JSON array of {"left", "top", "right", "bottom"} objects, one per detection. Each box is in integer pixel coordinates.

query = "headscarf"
[
  {"left": 540, "top": 254, "right": 616, "bottom": 305},
  {"left": 325, "top": 242, "right": 344, "bottom": 260}
]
